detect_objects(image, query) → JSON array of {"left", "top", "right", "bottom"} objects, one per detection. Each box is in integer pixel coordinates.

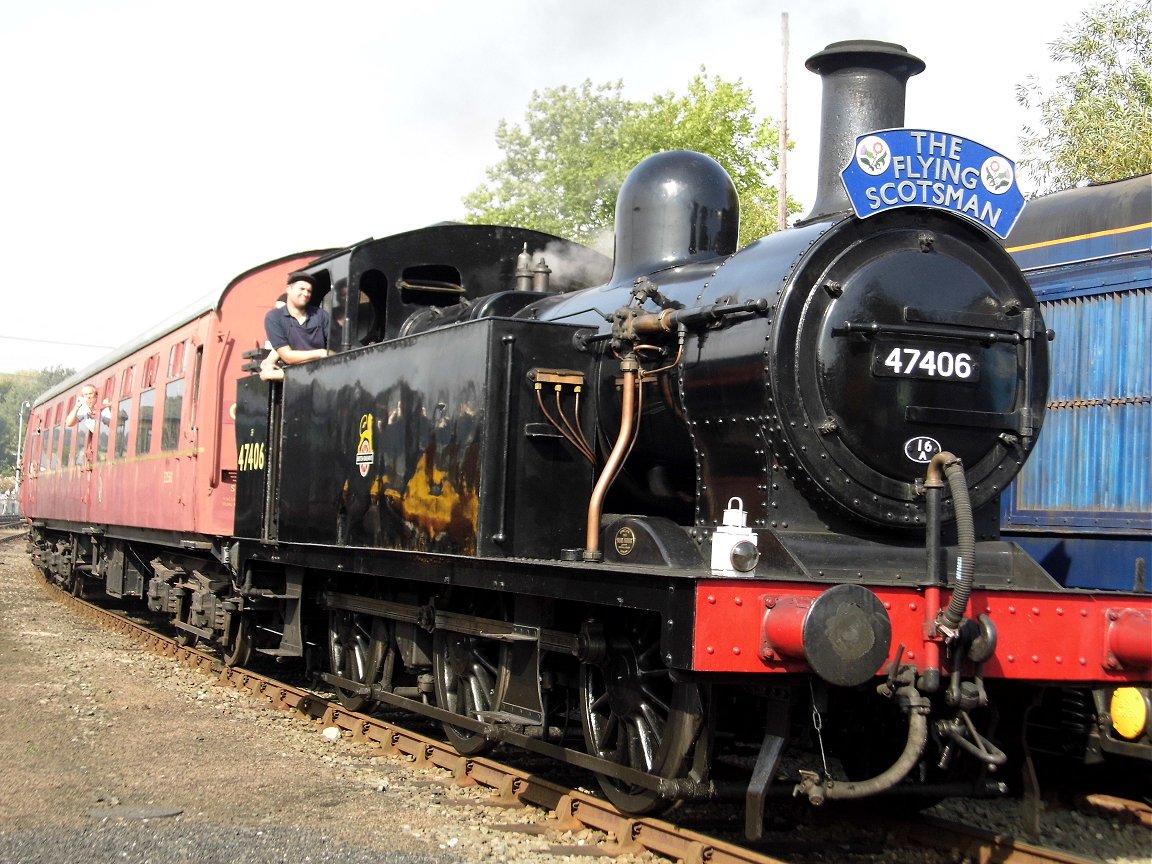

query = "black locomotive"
[
  {"left": 234, "top": 38, "right": 1059, "bottom": 826},
  {"left": 31, "top": 39, "right": 1152, "bottom": 839}
]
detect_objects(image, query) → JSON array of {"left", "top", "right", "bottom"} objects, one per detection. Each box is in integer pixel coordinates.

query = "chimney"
[{"left": 799, "top": 40, "right": 925, "bottom": 224}]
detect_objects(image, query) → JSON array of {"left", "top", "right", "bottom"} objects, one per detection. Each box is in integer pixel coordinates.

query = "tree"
[
  {"left": 462, "top": 71, "right": 798, "bottom": 249},
  {"left": 0, "top": 366, "right": 74, "bottom": 488},
  {"left": 1016, "top": 0, "right": 1152, "bottom": 191}
]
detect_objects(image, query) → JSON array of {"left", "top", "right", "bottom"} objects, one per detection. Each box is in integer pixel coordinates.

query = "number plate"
[{"left": 872, "top": 342, "right": 981, "bottom": 382}]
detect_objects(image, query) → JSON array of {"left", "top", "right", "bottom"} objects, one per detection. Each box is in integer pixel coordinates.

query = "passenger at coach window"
[
  {"left": 262, "top": 274, "right": 331, "bottom": 376},
  {"left": 64, "top": 384, "right": 110, "bottom": 435},
  {"left": 64, "top": 384, "right": 111, "bottom": 464}
]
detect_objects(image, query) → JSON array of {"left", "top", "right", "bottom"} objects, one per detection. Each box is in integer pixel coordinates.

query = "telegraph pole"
[{"left": 778, "top": 12, "right": 789, "bottom": 230}]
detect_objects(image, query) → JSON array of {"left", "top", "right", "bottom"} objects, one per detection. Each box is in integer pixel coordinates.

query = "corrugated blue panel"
[
  {"left": 1007, "top": 287, "right": 1151, "bottom": 527},
  {"left": 1044, "top": 289, "right": 1150, "bottom": 402}
]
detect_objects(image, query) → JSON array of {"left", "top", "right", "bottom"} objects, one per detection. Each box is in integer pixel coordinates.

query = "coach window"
[
  {"left": 39, "top": 418, "right": 53, "bottom": 471},
  {"left": 137, "top": 354, "right": 159, "bottom": 455},
  {"left": 28, "top": 420, "right": 43, "bottom": 474},
  {"left": 190, "top": 344, "right": 202, "bottom": 413},
  {"left": 115, "top": 396, "right": 133, "bottom": 459},
  {"left": 113, "top": 366, "right": 134, "bottom": 461},
  {"left": 137, "top": 389, "right": 155, "bottom": 454},
  {"left": 97, "top": 375, "right": 114, "bottom": 462},
  {"left": 49, "top": 404, "right": 63, "bottom": 470},
  {"left": 162, "top": 341, "right": 187, "bottom": 453},
  {"left": 62, "top": 398, "right": 74, "bottom": 467},
  {"left": 168, "top": 340, "right": 185, "bottom": 378}
]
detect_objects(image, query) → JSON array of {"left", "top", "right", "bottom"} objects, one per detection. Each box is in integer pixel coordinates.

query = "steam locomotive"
[{"left": 22, "top": 41, "right": 1151, "bottom": 837}]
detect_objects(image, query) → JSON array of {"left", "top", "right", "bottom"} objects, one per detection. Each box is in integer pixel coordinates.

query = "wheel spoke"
[
  {"left": 590, "top": 709, "right": 617, "bottom": 755},
  {"left": 466, "top": 664, "right": 493, "bottom": 716},
  {"left": 628, "top": 716, "right": 658, "bottom": 771},
  {"left": 579, "top": 620, "right": 710, "bottom": 815},
  {"left": 327, "top": 610, "right": 390, "bottom": 713},
  {"left": 638, "top": 699, "right": 666, "bottom": 741},
  {"left": 433, "top": 619, "right": 503, "bottom": 757}
]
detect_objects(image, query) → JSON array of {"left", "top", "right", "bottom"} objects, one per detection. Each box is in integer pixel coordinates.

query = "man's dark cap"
[{"left": 287, "top": 271, "right": 317, "bottom": 287}]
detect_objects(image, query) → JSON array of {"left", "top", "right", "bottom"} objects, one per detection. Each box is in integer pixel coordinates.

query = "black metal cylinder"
[{"left": 799, "top": 40, "right": 925, "bottom": 224}]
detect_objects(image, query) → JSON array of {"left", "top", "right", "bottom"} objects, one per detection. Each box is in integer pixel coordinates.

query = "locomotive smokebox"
[{"left": 801, "top": 40, "right": 925, "bottom": 224}]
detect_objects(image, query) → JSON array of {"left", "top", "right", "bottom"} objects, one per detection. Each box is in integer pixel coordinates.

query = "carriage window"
[
  {"left": 67, "top": 396, "right": 87, "bottom": 466},
  {"left": 162, "top": 378, "right": 185, "bottom": 451},
  {"left": 49, "top": 424, "right": 61, "bottom": 470},
  {"left": 95, "top": 376, "right": 115, "bottom": 462},
  {"left": 168, "top": 342, "right": 185, "bottom": 378},
  {"left": 97, "top": 399, "right": 113, "bottom": 462},
  {"left": 112, "top": 398, "right": 131, "bottom": 460},
  {"left": 191, "top": 346, "right": 202, "bottom": 411},
  {"left": 62, "top": 423, "right": 74, "bottom": 467},
  {"left": 28, "top": 424, "right": 43, "bottom": 473},
  {"left": 45, "top": 404, "right": 62, "bottom": 470},
  {"left": 39, "top": 423, "right": 53, "bottom": 470},
  {"left": 137, "top": 389, "right": 155, "bottom": 455}
]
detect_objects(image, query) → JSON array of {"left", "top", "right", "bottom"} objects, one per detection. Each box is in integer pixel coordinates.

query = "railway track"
[
  {"left": 25, "top": 557, "right": 1132, "bottom": 864},
  {"left": 0, "top": 516, "right": 27, "bottom": 532}
]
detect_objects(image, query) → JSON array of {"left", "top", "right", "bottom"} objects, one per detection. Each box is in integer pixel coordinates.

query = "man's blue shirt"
[{"left": 264, "top": 305, "right": 330, "bottom": 351}]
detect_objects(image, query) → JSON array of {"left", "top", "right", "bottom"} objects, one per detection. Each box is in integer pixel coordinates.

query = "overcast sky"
[{"left": 1, "top": 0, "right": 1094, "bottom": 376}]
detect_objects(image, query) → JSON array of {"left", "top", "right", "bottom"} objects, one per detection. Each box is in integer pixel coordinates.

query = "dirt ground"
[{"left": 0, "top": 537, "right": 656, "bottom": 864}]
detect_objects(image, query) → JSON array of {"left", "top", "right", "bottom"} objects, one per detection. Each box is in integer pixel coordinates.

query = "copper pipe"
[
  {"left": 572, "top": 389, "right": 594, "bottom": 457},
  {"left": 584, "top": 358, "right": 639, "bottom": 561},
  {"left": 535, "top": 387, "right": 593, "bottom": 463},
  {"left": 555, "top": 388, "right": 594, "bottom": 463}
]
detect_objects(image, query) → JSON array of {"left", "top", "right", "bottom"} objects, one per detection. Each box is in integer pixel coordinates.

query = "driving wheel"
[
  {"left": 579, "top": 618, "right": 710, "bottom": 815},
  {"left": 327, "top": 609, "right": 391, "bottom": 712},
  {"left": 432, "top": 623, "right": 502, "bottom": 756}
]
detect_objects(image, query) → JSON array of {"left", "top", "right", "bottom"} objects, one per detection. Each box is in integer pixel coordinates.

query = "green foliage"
[
  {"left": 1016, "top": 0, "right": 1152, "bottom": 190},
  {"left": 462, "top": 71, "right": 799, "bottom": 249},
  {"left": 0, "top": 366, "right": 74, "bottom": 482}
]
